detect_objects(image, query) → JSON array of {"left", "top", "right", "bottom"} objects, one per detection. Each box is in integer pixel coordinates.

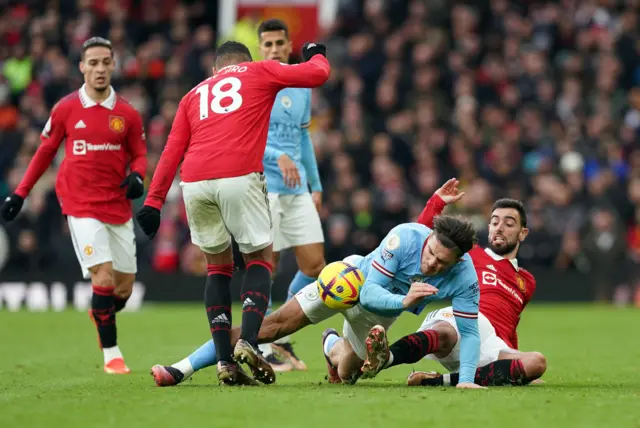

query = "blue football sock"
[
  {"left": 187, "top": 339, "right": 218, "bottom": 372},
  {"left": 286, "top": 271, "right": 317, "bottom": 301}
]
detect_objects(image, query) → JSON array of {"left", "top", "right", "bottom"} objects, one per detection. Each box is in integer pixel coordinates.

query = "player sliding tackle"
[
  {"left": 360, "top": 179, "right": 547, "bottom": 387},
  {"left": 137, "top": 41, "right": 331, "bottom": 386},
  {"left": 151, "top": 215, "right": 485, "bottom": 389}
]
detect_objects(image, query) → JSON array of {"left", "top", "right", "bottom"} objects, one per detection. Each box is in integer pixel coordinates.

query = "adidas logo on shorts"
[
  {"left": 212, "top": 313, "right": 230, "bottom": 325},
  {"left": 243, "top": 298, "right": 255, "bottom": 308}
]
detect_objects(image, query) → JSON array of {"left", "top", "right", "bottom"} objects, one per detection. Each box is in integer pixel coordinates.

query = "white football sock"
[
  {"left": 274, "top": 335, "right": 290, "bottom": 345},
  {"left": 103, "top": 346, "right": 123, "bottom": 364},
  {"left": 443, "top": 374, "right": 451, "bottom": 386},
  {"left": 258, "top": 343, "right": 273, "bottom": 357},
  {"left": 172, "top": 358, "right": 195, "bottom": 379}
]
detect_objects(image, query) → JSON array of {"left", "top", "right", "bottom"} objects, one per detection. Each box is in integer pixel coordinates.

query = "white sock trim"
[
  {"left": 443, "top": 373, "right": 451, "bottom": 386},
  {"left": 274, "top": 335, "right": 291, "bottom": 345},
  {"left": 258, "top": 343, "right": 273, "bottom": 357},
  {"left": 172, "top": 358, "right": 195, "bottom": 379},
  {"left": 103, "top": 346, "right": 123, "bottom": 364}
]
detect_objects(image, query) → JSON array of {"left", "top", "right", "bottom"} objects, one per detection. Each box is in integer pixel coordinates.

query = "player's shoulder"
[
  {"left": 53, "top": 91, "right": 80, "bottom": 112},
  {"left": 114, "top": 95, "right": 142, "bottom": 117},
  {"left": 518, "top": 267, "right": 536, "bottom": 284},
  {"left": 389, "top": 223, "right": 430, "bottom": 242}
]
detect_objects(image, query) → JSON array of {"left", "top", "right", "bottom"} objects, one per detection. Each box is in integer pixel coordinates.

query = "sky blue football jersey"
[{"left": 262, "top": 88, "right": 322, "bottom": 195}]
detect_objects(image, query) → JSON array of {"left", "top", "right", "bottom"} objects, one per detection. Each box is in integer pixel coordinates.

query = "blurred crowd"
[{"left": 1, "top": 0, "right": 639, "bottom": 302}]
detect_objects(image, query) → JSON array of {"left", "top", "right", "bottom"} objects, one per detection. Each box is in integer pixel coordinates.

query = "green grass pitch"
[{"left": 1, "top": 304, "right": 639, "bottom": 427}]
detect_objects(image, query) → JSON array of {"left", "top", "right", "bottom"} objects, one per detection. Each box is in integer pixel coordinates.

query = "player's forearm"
[
  {"left": 456, "top": 317, "right": 481, "bottom": 384},
  {"left": 129, "top": 153, "right": 147, "bottom": 178},
  {"left": 417, "top": 194, "right": 446, "bottom": 228},
  {"left": 360, "top": 283, "right": 404, "bottom": 316},
  {"left": 264, "top": 145, "right": 285, "bottom": 162},
  {"left": 300, "top": 129, "right": 322, "bottom": 192},
  {"left": 15, "top": 140, "right": 60, "bottom": 198}
]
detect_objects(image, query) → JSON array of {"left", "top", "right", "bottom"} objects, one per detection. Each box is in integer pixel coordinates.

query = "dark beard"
[
  {"left": 488, "top": 240, "right": 518, "bottom": 256},
  {"left": 94, "top": 85, "right": 108, "bottom": 93}
]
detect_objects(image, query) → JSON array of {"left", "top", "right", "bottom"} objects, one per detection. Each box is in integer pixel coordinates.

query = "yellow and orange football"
[{"left": 316, "top": 261, "right": 364, "bottom": 310}]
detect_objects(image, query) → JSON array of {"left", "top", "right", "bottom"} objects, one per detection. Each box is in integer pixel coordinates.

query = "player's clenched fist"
[
  {"left": 136, "top": 205, "right": 161, "bottom": 239},
  {"left": 402, "top": 282, "right": 438, "bottom": 309},
  {"left": 301, "top": 42, "right": 326, "bottom": 62},
  {"left": 120, "top": 172, "right": 145, "bottom": 199},
  {"left": 0, "top": 194, "right": 24, "bottom": 222}
]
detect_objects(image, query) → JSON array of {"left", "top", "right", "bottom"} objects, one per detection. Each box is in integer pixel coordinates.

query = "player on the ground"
[
  {"left": 184, "top": 19, "right": 326, "bottom": 374},
  {"left": 150, "top": 215, "right": 485, "bottom": 389},
  {"left": 136, "top": 41, "right": 330, "bottom": 386},
  {"left": 0, "top": 37, "right": 147, "bottom": 374},
  {"left": 359, "top": 178, "right": 547, "bottom": 387}
]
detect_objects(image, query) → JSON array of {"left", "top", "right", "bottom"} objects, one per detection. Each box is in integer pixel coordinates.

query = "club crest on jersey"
[
  {"left": 281, "top": 95, "right": 292, "bottom": 108},
  {"left": 109, "top": 115, "right": 125, "bottom": 133},
  {"left": 410, "top": 275, "right": 423, "bottom": 284},
  {"left": 516, "top": 275, "right": 526, "bottom": 293},
  {"left": 385, "top": 234, "right": 400, "bottom": 250},
  {"left": 84, "top": 245, "right": 94, "bottom": 257}
]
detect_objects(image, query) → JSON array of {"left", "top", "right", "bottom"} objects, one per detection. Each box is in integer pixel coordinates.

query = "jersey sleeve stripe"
[
  {"left": 452, "top": 310, "right": 478, "bottom": 319},
  {"left": 301, "top": 121, "right": 310, "bottom": 129},
  {"left": 372, "top": 260, "right": 394, "bottom": 278}
]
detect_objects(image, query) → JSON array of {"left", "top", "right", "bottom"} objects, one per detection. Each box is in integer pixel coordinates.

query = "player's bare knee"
[
  {"left": 89, "top": 263, "right": 114, "bottom": 287},
  {"left": 113, "top": 272, "right": 135, "bottom": 298},
  {"left": 524, "top": 352, "right": 547, "bottom": 378},
  {"left": 300, "top": 257, "right": 325, "bottom": 278},
  {"left": 243, "top": 245, "right": 273, "bottom": 264},
  {"left": 427, "top": 321, "right": 457, "bottom": 356},
  {"left": 203, "top": 245, "right": 233, "bottom": 265}
]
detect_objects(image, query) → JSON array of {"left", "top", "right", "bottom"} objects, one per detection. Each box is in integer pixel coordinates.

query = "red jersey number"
[{"left": 195, "top": 77, "right": 243, "bottom": 118}]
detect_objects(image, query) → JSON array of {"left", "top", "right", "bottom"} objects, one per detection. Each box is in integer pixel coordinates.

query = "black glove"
[
  {"left": 301, "top": 42, "right": 327, "bottom": 62},
  {"left": 136, "top": 205, "right": 161, "bottom": 239},
  {"left": 1, "top": 194, "right": 24, "bottom": 222},
  {"left": 120, "top": 172, "right": 145, "bottom": 199}
]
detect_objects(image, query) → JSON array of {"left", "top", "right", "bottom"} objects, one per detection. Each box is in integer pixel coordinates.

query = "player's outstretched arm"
[
  {"left": 261, "top": 46, "right": 330, "bottom": 89},
  {"left": 417, "top": 178, "right": 465, "bottom": 227},
  {"left": 299, "top": 93, "right": 322, "bottom": 194},
  {"left": 1, "top": 105, "right": 66, "bottom": 222},
  {"left": 138, "top": 101, "right": 190, "bottom": 238}
]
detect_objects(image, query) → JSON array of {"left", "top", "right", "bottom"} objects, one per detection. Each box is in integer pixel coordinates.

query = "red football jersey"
[
  {"left": 15, "top": 85, "right": 147, "bottom": 224},
  {"left": 145, "top": 55, "right": 331, "bottom": 210},
  {"left": 417, "top": 194, "right": 536, "bottom": 349}
]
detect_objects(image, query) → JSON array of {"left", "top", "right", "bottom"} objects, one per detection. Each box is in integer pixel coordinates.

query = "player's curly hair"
[{"left": 433, "top": 215, "right": 477, "bottom": 256}]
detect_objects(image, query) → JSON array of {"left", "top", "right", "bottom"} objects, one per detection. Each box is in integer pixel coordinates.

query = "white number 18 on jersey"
[{"left": 195, "top": 77, "right": 243, "bottom": 119}]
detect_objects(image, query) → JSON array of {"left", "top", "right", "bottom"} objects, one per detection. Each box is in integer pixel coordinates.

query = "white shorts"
[
  {"left": 419, "top": 306, "right": 515, "bottom": 372},
  {"left": 181, "top": 173, "right": 273, "bottom": 254},
  {"left": 268, "top": 193, "right": 324, "bottom": 252},
  {"left": 294, "top": 255, "right": 396, "bottom": 360},
  {"left": 68, "top": 216, "right": 137, "bottom": 279}
]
